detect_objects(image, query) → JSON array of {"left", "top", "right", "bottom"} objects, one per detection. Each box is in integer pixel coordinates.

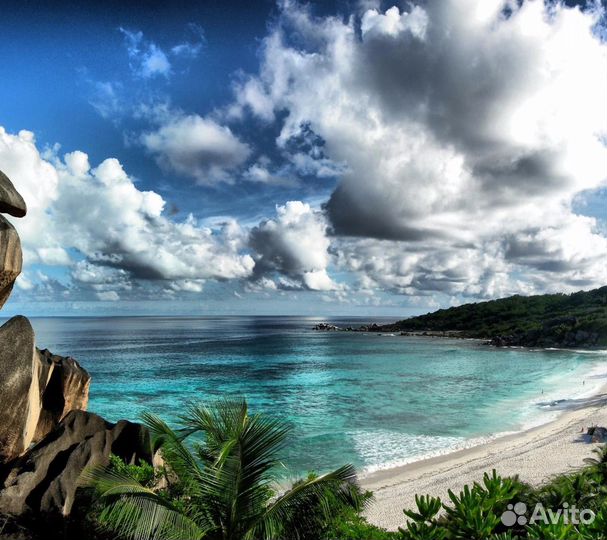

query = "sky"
[{"left": 0, "top": 0, "right": 606, "bottom": 317}]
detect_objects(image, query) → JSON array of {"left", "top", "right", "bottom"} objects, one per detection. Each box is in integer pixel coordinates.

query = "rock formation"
[
  {"left": 0, "top": 170, "right": 27, "bottom": 218},
  {"left": 0, "top": 410, "right": 153, "bottom": 516},
  {"left": 0, "top": 170, "right": 25, "bottom": 309},
  {"left": 34, "top": 348, "right": 91, "bottom": 442},
  {"left": 0, "top": 316, "right": 91, "bottom": 464},
  {"left": 0, "top": 316, "right": 39, "bottom": 461},
  {"left": 0, "top": 215, "right": 22, "bottom": 309},
  {"left": 0, "top": 169, "right": 154, "bottom": 529},
  {"left": 0, "top": 171, "right": 91, "bottom": 461}
]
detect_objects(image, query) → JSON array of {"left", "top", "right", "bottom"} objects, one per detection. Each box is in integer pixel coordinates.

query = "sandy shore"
[{"left": 361, "top": 385, "right": 607, "bottom": 531}]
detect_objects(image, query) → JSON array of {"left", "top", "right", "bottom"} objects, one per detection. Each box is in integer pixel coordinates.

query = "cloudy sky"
[{"left": 1, "top": 0, "right": 606, "bottom": 316}]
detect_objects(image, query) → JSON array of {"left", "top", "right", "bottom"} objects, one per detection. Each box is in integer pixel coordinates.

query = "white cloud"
[
  {"left": 36, "top": 247, "right": 71, "bottom": 266},
  {"left": 119, "top": 24, "right": 205, "bottom": 80},
  {"left": 167, "top": 279, "right": 205, "bottom": 293},
  {"left": 171, "top": 23, "right": 205, "bottom": 59},
  {"left": 88, "top": 81, "right": 125, "bottom": 119},
  {"left": 243, "top": 158, "right": 298, "bottom": 186},
  {"left": 96, "top": 290, "right": 120, "bottom": 301},
  {"left": 141, "top": 114, "right": 251, "bottom": 184},
  {"left": 235, "top": 0, "right": 607, "bottom": 297},
  {"left": 361, "top": 5, "right": 429, "bottom": 39},
  {"left": 249, "top": 201, "right": 340, "bottom": 290},
  {"left": 0, "top": 127, "right": 255, "bottom": 301}
]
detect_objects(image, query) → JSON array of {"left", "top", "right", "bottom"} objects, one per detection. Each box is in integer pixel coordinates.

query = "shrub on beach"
[{"left": 398, "top": 446, "right": 607, "bottom": 540}]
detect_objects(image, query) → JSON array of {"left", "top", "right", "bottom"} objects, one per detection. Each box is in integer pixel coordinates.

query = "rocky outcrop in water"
[
  {"left": 0, "top": 172, "right": 91, "bottom": 462},
  {"left": 313, "top": 323, "right": 342, "bottom": 331}
]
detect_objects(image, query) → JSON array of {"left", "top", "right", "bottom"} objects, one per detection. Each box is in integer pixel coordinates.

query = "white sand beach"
[{"left": 361, "top": 384, "right": 607, "bottom": 531}]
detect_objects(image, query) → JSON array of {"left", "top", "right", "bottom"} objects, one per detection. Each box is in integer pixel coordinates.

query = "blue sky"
[{"left": 0, "top": 0, "right": 606, "bottom": 316}]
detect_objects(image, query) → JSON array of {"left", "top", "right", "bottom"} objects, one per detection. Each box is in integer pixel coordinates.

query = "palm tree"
[{"left": 82, "top": 398, "right": 362, "bottom": 540}]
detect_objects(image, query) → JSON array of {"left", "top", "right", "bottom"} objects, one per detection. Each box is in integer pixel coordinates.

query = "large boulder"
[
  {"left": 0, "top": 410, "right": 153, "bottom": 516},
  {"left": 0, "top": 215, "right": 22, "bottom": 309},
  {"left": 34, "top": 349, "right": 91, "bottom": 442},
  {"left": 0, "top": 317, "right": 91, "bottom": 462},
  {"left": 0, "top": 170, "right": 26, "bottom": 218},
  {"left": 0, "top": 317, "right": 39, "bottom": 461}
]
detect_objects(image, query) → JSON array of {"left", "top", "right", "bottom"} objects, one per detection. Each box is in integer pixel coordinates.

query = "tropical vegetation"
[
  {"left": 82, "top": 398, "right": 364, "bottom": 540},
  {"left": 82, "top": 400, "right": 607, "bottom": 540},
  {"left": 378, "top": 286, "right": 607, "bottom": 347}
]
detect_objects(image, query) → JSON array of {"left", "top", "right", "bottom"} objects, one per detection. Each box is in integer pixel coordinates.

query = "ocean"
[{"left": 25, "top": 315, "right": 607, "bottom": 477}]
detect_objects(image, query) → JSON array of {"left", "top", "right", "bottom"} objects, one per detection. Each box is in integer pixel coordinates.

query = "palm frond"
[
  {"left": 81, "top": 466, "right": 206, "bottom": 540},
  {"left": 141, "top": 411, "right": 204, "bottom": 493},
  {"left": 98, "top": 496, "right": 206, "bottom": 540},
  {"left": 254, "top": 464, "right": 361, "bottom": 540}
]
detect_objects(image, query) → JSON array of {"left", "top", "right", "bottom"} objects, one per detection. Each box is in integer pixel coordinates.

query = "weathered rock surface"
[
  {"left": 34, "top": 349, "right": 91, "bottom": 443},
  {"left": 0, "top": 410, "right": 153, "bottom": 516},
  {"left": 0, "top": 317, "right": 91, "bottom": 463},
  {"left": 0, "top": 215, "right": 22, "bottom": 309},
  {"left": 0, "top": 170, "right": 26, "bottom": 218},
  {"left": 0, "top": 316, "right": 38, "bottom": 462}
]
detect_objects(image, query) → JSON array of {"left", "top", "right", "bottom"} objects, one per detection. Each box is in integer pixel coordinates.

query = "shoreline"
[{"left": 361, "top": 379, "right": 607, "bottom": 531}]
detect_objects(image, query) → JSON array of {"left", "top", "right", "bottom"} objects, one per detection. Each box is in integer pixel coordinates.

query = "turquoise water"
[{"left": 25, "top": 316, "right": 607, "bottom": 476}]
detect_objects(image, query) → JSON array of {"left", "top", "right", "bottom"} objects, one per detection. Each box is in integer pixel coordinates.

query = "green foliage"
[
  {"left": 399, "top": 471, "right": 525, "bottom": 540},
  {"left": 395, "top": 446, "right": 607, "bottom": 540},
  {"left": 279, "top": 473, "right": 383, "bottom": 540},
  {"left": 83, "top": 404, "right": 607, "bottom": 540},
  {"left": 83, "top": 398, "right": 361, "bottom": 540},
  {"left": 384, "top": 285, "right": 607, "bottom": 347},
  {"left": 107, "top": 454, "right": 156, "bottom": 487},
  {"left": 324, "top": 503, "right": 399, "bottom": 540}
]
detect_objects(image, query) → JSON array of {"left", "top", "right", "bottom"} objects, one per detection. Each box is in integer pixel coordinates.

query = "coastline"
[{"left": 361, "top": 379, "right": 607, "bottom": 531}]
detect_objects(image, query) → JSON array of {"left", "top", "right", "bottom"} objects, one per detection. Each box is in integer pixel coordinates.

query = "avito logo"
[{"left": 500, "top": 501, "right": 595, "bottom": 527}]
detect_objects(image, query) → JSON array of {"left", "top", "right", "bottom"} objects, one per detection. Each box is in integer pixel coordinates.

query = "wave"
[{"left": 352, "top": 429, "right": 517, "bottom": 477}]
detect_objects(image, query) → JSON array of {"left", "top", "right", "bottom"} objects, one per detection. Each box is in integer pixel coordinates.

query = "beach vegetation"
[
  {"left": 398, "top": 448, "right": 607, "bottom": 540},
  {"left": 83, "top": 398, "right": 363, "bottom": 540},
  {"left": 83, "top": 402, "right": 607, "bottom": 540}
]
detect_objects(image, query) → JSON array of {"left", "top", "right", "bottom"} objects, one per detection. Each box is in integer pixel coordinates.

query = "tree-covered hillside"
[{"left": 380, "top": 286, "right": 607, "bottom": 348}]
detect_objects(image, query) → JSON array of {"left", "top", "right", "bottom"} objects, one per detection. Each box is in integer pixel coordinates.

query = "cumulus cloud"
[
  {"left": 249, "top": 201, "right": 340, "bottom": 290},
  {"left": 4, "top": 0, "right": 607, "bottom": 307},
  {"left": 0, "top": 128, "right": 255, "bottom": 301},
  {"left": 235, "top": 0, "right": 607, "bottom": 297},
  {"left": 141, "top": 114, "right": 251, "bottom": 184},
  {"left": 96, "top": 290, "right": 120, "bottom": 302}
]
